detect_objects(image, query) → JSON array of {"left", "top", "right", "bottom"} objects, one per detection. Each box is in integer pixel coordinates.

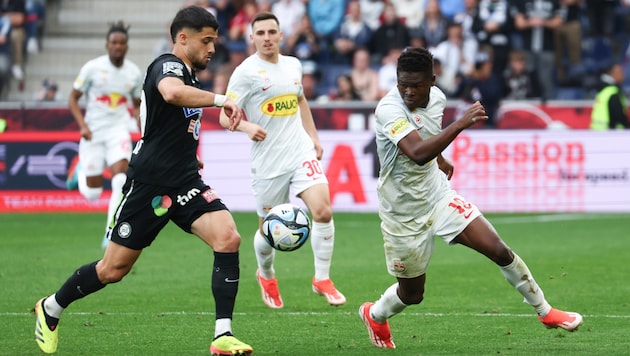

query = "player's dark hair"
[
  {"left": 170, "top": 5, "right": 219, "bottom": 42},
  {"left": 106, "top": 20, "right": 129, "bottom": 41},
  {"left": 251, "top": 12, "right": 280, "bottom": 29},
  {"left": 397, "top": 47, "right": 433, "bottom": 77}
]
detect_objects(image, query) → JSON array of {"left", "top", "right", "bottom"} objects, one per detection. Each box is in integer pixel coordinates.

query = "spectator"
[
  {"left": 1, "top": 0, "right": 26, "bottom": 82},
  {"left": 554, "top": 0, "right": 583, "bottom": 85},
  {"left": 432, "top": 21, "right": 477, "bottom": 97},
  {"left": 390, "top": 0, "right": 426, "bottom": 30},
  {"left": 369, "top": 2, "right": 410, "bottom": 65},
  {"left": 213, "top": 0, "right": 237, "bottom": 39},
  {"left": 25, "top": 0, "right": 44, "bottom": 53},
  {"left": 585, "top": 0, "right": 616, "bottom": 38},
  {"left": 513, "top": 0, "right": 564, "bottom": 102},
  {"left": 472, "top": 0, "right": 512, "bottom": 75},
  {"left": 439, "top": 0, "right": 466, "bottom": 20},
  {"left": 301, "top": 60, "right": 326, "bottom": 101},
  {"left": 455, "top": 48, "right": 504, "bottom": 127},
  {"left": 359, "top": 0, "right": 384, "bottom": 31},
  {"left": 228, "top": 0, "right": 258, "bottom": 54},
  {"left": 0, "top": 9, "right": 11, "bottom": 99},
  {"left": 590, "top": 63, "right": 630, "bottom": 130},
  {"left": 377, "top": 47, "right": 402, "bottom": 98},
  {"left": 271, "top": 0, "right": 306, "bottom": 48},
  {"left": 284, "top": 14, "right": 319, "bottom": 62},
  {"left": 308, "top": 0, "right": 347, "bottom": 64},
  {"left": 33, "top": 78, "right": 60, "bottom": 101},
  {"left": 333, "top": 0, "right": 373, "bottom": 64},
  {"left": 502, "top": 49, "right": 540, "bottom": 100},
  {"left": 350, "top": 47, "right": 379, "bottom": 101},
  {"left": 452, "top": 0, "right": 479, "bottom": 45},
  {"left": 331, "top": 73, "right": 361, "bottom": 101},
  {"left": 413, "top": 0, "right": 449, "bottom": 49}
]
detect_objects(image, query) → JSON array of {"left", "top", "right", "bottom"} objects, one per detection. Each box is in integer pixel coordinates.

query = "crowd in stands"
[
  {"left": 3, "top": 0, "right": 629, "bottom": 124},
  {"left": 0, "top": 0, "right": 46, "bottom": 100},
  {"left": 176, "top": 0, "right": 630, "bottom": 126}
]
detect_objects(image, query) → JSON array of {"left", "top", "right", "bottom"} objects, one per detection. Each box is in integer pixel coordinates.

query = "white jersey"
[
  {"left": 226, "top": 53, "right": 313, "bottom": 179},
  {"left": 73, "top": 55, "right": 143, "bottom": 133},
  {"left": 375, "top": 86, "right": 452, "bottom": 221}
]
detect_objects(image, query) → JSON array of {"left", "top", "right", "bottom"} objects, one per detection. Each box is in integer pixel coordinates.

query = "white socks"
[
  {"left": 254, "top": 229, "right": 276, "bottom": 279},
  {"left": 310, "top": 219, "right": 334, "bottom": 281},
  {"left": 371, "top": 283, "right": 407, "bottom": 323},
  {"left": 214, "top": 318, "right": 232, "bottom": 338},
  {"left": 500, "top": 253, "right": 552, "bottom": 316},
  {"left": 43, "top": 294, "right": 64, "bottom": 319},
  {"left": 106, "top": 173, "right": 126, "bottom": 230}
]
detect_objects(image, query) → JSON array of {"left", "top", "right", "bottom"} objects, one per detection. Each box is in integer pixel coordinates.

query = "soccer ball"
[{"left": 262, "top": 203, "right": 311, "bottom": 251}]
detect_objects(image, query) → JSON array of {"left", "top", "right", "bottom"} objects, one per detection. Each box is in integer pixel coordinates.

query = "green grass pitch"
[{"left": 1, "top": 212, "right": 629, "bottom": 355}]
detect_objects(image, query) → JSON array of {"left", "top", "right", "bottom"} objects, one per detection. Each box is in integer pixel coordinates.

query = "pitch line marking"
[{"left": 2, "top": 311, "right": 628, "bottom": 318}]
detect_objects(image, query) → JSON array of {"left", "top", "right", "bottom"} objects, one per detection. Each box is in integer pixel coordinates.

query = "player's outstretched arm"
[{"left": 219, "top": 108, "right": 266, "bottom": 141}]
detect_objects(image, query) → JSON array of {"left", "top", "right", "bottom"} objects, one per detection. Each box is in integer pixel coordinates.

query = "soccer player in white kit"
[
  {"left": 359, "top": 47, "right": 583, "bottom": 348},
  {"left": 68, "top": 21, "right": 142, "bottom": 249},
  {"left": 219, "top": 12, "right": 345, "bottom": 308}
]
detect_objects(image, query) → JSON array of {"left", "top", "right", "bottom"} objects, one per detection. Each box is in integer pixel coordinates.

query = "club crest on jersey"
[
  {"left": 162, "top": 61, "right": 184, "bottom": 76},
  {"left": 260, "top": 94, "right": 298, "bottom": 117}
]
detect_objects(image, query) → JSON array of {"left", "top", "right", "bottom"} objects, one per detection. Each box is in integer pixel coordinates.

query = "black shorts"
[{"left": 107, "top": 178, "right": 228, "bottom": 250}]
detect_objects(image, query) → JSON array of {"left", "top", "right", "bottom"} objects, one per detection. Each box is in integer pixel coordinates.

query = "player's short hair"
[
  {"left": 170, "top": 5, "right": 219, "bottom": 42},
  {"left": 106, "top": 20, "right": 129, "bottom": 41},
  {"left": 251, "top": 12, "right": 280, "bottom": 29},
  {"left": 397, "top": 47, "right": 433, "bottom": 77}
]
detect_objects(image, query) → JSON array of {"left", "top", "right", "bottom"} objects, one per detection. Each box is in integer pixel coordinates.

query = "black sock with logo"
[
  {"left": 212, "top": 252, "right": 239, "bottom": 320},
  {"left": 55, "top": 261, "right": 106, "bottom": 308}
]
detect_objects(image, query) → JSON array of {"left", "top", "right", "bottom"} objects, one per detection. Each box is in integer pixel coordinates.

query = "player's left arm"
[
  {"left": 298, "top": 94, "right": 323, "bottom": 160},
  {"left": 132, "top": 98, "right": 141, "bottom": 131},
  {"left": 437, "top": 154, "right": 454, "bottom": 180}
]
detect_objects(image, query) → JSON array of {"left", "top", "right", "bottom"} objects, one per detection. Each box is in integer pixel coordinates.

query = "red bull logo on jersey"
[
  {"left": 260, "top": 94, "right": 299, "bottom": 117},
  {"left": 95, "top": 92, "right": 128, "bottom": 108}
]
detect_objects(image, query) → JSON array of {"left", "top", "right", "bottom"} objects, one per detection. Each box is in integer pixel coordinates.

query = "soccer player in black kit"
[{"left": 34, "top": 6, "right": 253, "bottom": 355}]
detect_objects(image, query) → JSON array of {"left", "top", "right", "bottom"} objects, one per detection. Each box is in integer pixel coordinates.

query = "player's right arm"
[
  {"left": 397, "top": 101, "right": 487, "bottom": 165},
  {"left": 68, "top": 88, "right": 91, "bottom": 140}
]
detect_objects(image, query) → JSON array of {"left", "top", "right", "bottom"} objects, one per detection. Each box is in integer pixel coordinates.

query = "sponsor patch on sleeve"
[
  {"left": 226, "top": 90, "right": 239, "bottom": 101},
  {"left": 162, "top": 61, "right": 184, "bottom": 77},
  {"left": 389, "top": 118, "right": 409, "bottom": 137}
]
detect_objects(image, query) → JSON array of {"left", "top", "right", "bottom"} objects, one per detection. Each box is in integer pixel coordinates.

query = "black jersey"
[{"left": 127, "top": 54, "right": 203, "bottom": 187}]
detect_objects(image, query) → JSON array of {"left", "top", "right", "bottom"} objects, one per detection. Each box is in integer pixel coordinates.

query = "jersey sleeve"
[
  {"left": 225, "top": 65, "right": 251, "bottom": 107},
  {"left": 131, "top": 64, "right": 143, "bottom": 99},
  {"left": 376, "top": 102, "right": 415, "bottom": 146},
  {"left": 72, "top": 60, "right": 94, "bottom": 93}
]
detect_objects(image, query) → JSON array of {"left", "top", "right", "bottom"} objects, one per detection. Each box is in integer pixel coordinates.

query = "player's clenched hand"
[
  {"left": 246, "top": 123, "right": 267, "bottom": 142},
  {"left": 459, "top": 101, "right": 488, "bottom": 128},
  {"left": 222, "top": 98, "right": 242, "bottom": 132},
  {"left": 80, "top": 126, "right": 93, "bottom": 141}
]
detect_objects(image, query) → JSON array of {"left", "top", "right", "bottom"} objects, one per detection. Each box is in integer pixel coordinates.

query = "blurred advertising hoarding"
[{"left": 1, "top": 130, "right": 629, "bottom": 212}]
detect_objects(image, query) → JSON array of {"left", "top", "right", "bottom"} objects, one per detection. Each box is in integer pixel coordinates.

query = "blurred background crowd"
[{"left": 2, "top": 0, "right": 630, "bottom": 119}]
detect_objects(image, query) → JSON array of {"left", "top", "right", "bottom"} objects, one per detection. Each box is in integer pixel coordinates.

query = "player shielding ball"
[{"left": 359, "top": 47, "right": 583, "bottom": 349}]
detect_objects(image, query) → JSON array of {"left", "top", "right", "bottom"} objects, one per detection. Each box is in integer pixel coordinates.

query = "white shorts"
[
  {"left": 252, "top": 150, "right": 328, "bottom": 217},
  {"left": 381, "top": 192, "right": 481, "bottom": 278},
  {"left": 79, "top": 126, "right": 132, "bottom": 176}
]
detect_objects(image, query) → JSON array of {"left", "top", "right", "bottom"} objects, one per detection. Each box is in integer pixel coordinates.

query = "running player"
[
  {"left": 219, "top": 12, "right": 345, "bottom": 309},
  {"left": 35, "top": 6, "right": 253, "bottom": 355},
  {"left": 68, "top": 21, "right": 142, "bottom": 249},
  {"left": 359, "top": 47, "right": 583, "bottom": 349}
]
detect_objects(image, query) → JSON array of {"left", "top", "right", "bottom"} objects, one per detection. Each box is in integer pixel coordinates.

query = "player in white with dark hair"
[
  {"left": 68, "top": 21, "right": 143, "bottom": 249},
  {"left": 359, "top": 47, "right": 583, "bottom": 349},
  {"left": 220, "top": 12, "right": 345, "bottom": 309}
]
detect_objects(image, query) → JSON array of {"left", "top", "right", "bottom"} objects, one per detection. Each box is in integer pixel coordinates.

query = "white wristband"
[{"left": 213, "top": 94, "right": 227, "bottom": 107}]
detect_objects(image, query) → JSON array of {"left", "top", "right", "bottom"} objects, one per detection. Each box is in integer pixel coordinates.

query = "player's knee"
[
  {"left": 80, "top": 186, "right": 103, "bottom": 201},
  {"left": 310, "top": 205, "right": 333, "bottom": 222}
]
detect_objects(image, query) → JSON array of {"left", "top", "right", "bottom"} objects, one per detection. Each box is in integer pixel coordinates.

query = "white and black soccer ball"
[{"left": 262, "top": 203, "right": 311, "bottom": 251}]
